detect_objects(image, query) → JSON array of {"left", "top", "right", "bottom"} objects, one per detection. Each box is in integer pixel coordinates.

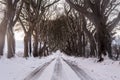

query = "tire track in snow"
[
  {"left": 51, "top": 58, "right": 63, "bottom": 80},
  {"left": 24, "top": 59, "right": 55, "bottom": 80},
  {"left": 63, "top": 59, "right": 94, "bottom": 80}
]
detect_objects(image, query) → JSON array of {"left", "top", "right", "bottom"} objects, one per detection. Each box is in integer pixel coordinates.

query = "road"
[
  {"left": 24, "top": 57, "right": 94, "bottom": 80},
  {"left": 24, "top": 59, "right": 55, "bottom": 80}
]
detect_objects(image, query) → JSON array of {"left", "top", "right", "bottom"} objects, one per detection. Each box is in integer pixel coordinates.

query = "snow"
[
  {"left": 37, "top": 56, "right": 80, "bottom": 80},
  {"left": 4, "top": 40, "right": 24, "bottom": 57},
  {"left": 0, "top": 56, "right": 54, "bottom": 80},
  {"left": 63, "top": 54, "right": 120, "bottom": 80},
  {"left": 0, "top": 50, "right": 120, "bottom": 80},
  {"left": 37, "top": 59, "right": 56, "bottom": 80},
  {"left": 61, "top": 59, "right": 80, "bottom": 80}
]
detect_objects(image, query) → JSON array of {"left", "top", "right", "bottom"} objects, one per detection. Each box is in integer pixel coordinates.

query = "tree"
[
  {"left": 6, "top": 0, "right": 23, "bottom": 58},
  {"left": 19, "top": 0, "right": 60, "bottom": 57},
  {"left": 0, "top": 11, "right": 8, "bottom": 56},
  {"left": 66, "top": 0, "right": 120, "bottom": 61},
  {"left": 0, "top": 0, "right": 23, "bottom": 58}
]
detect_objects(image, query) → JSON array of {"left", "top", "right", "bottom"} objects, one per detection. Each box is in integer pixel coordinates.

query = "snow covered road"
[
  {"left": 24, "top": 57, "right": 94, "bottom": 80},
  {"left": 1, "top": 53, "right": 120, "bottom": 80},
  {"left": 24, "top": 59, "right": 55, "bottom": 80},
  {"left": 63, "top": 59, "right": 93, "bottom": 80},
  {"left": 51, "top": 58, "right": 63, "bottom": 80}
]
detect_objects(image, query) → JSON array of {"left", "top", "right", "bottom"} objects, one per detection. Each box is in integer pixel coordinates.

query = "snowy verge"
[
  {"left": 0, "top": 55, "right": 54, "bottom": 80},
  {"left": 62, "top": 54, "right": 120, "bottom": 80}
]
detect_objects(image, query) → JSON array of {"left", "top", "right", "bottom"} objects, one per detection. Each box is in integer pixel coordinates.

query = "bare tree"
[
  {"left": 19, "top": 0, "right": 60, "bottom": 57},
  {"left": 0, "top": 0, "right": 23, "bottom": 58},
  {"left": 66, "top": 0, "right": 120, "bottom": 61},
  {"left": 0, "top": 11, "right": 8, "bottom": 56},
  {"left": 6, "top": 0, "right": 23, "bottom": 58}
]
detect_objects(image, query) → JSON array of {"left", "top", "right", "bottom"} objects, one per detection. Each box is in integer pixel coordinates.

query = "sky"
[{"left": 14, "top": 31, "right": 24, "bottom": 41}]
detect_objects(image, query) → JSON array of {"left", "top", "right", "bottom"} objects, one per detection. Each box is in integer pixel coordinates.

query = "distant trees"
[
  {"left": 48, "top": 9, "right": 96, "bottom": 58},
  {"left": 63, "top": 10, "right": 87, "bottom": 57},
  {"left": 112, "top": 44, "right": 120, "bottom": 60}
]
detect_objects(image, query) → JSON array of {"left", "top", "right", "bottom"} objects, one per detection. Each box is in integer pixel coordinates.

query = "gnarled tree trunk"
[
  {"left": 7, "top": 29, "right": 15, "bottom": 58},
  {"left": 33, "top": 34, "right": 38, "bottom": 57},
  {"left": 0, "top": 12, "right": 8, "bottom": 56},
  {"left": 24, "top": 34, "right": 29, "bottom": 57}
]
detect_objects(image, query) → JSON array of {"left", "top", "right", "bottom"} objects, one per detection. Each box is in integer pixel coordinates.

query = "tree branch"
[
  {"left": 107, "top": 13, "right": 120, "bottom": 32},
  {"left": 65, "top": 0, "right": 97, "bottom": 26},
  {"left": 13, "top": 1, "right": 23, "bottom": 25},
  {"left": 45, "top": 0, "right": 60, "bottom": 8},
  {"left": 18, "top": 17, "right": 27, "bottom": 34}
]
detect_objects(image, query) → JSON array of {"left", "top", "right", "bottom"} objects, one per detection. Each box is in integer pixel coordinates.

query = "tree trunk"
[
  {"left": 77, "top": 34, "right": 82, "bottom": 57},
  {"left": 0, "top": 12, "right": 8, "bottom": 56},
  {"left": 84, "top": 27, "right": 96, "bottom": 57},
  {"left": 106, "top": 32, "right": 112, "bottom": 59},
  {"left": 82, "top": 33, "right": 86, "bottom": 57},
  {"left": 24, "top": 34, "right": 29, "bottom": 57},
  {"left": 97, "top": 23, "right": 113, "bottom": 61},
  {"left": 28, "top": 34, "right": 32, "bottom": 56},
  {"left": 0, "top": 33, "right": 6, "bottom": 56},
  {"left": 97, "top": 25, "right": 106, "bottom": 62},
  {"left": 33, "top": 35, "right": 38, "bottom": 57},
  {"left": 7, "top": 29, "right": 15, "bottom": 58}
]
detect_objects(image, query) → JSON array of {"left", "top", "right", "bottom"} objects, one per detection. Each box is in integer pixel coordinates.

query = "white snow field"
[
  {"left": 63, "top": 54, "right": 120, "bottom": 80},
  {"left": 0, "top": 55, "right": 55, "bottom": 80},
  {"left": 0, "top": 51, "right": 120, "bottom": 80}
]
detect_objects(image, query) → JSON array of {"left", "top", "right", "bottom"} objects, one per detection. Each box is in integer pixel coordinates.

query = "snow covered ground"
[
  {"left": 0, "top": 55, "right": 54, "bottom": 80},
  {"left": 63, "top": 54, "right": 120, "bottom": 80},
  {"left": 37, "top": 57, "right": 81, "bottom": 80},
  {"left": 0, "top": 51, "right": 120, "bottom": 80}
]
